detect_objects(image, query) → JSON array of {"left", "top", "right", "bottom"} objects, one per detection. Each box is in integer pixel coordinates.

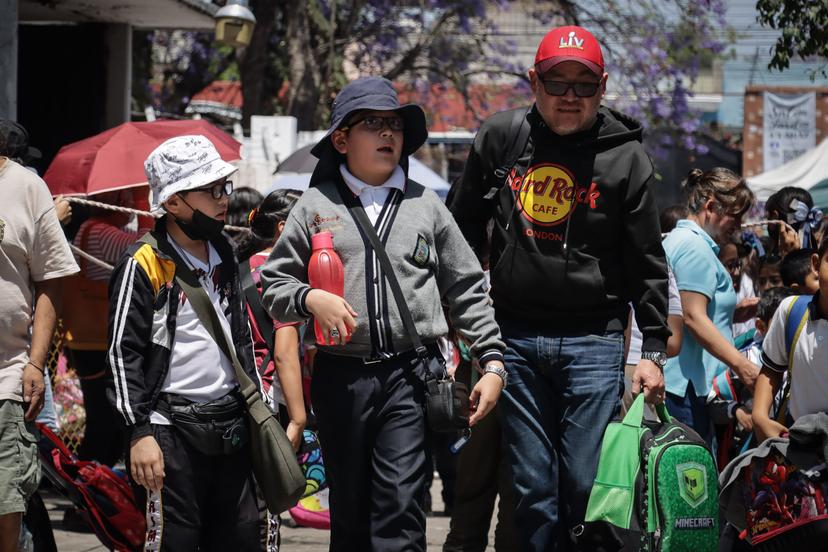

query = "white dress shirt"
[{"left": 339, "top": 164, "right": 406, "bottom": 225}]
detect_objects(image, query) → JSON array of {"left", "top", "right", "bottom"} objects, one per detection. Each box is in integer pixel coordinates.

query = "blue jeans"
[
  {"left": 665, "top": 381, "right": 713, "bottom": 447},
  {"left": 499, "top": 327, "right": 624, "bottom": 552}
]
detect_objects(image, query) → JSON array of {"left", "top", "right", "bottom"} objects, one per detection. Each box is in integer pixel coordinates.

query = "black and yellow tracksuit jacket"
[{"left": 105, "top": 221, "right": 261, "bottom": 441}]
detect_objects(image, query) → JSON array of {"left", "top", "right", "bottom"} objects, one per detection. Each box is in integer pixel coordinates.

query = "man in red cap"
[{"left": 448, "top": 26, "right": 669, "bottom": 551}]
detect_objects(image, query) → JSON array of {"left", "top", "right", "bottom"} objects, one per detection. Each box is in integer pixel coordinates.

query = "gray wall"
[{"left": 0, "top": 0, "right": 17, "bottom": 120}]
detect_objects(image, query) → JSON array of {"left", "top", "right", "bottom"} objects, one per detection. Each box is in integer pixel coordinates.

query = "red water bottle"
[{"left": 308, "top": 231, "right": 348, "bottom": 345}]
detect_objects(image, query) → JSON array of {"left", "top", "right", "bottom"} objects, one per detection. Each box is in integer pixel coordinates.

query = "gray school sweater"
[{"left": 259, "top": 177, "right": 505, "bottom": 364}]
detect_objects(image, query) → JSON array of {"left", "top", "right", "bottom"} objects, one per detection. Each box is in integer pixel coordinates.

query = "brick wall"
[{"left": 742, "top": 85, "right": 828, "bottom": 178}]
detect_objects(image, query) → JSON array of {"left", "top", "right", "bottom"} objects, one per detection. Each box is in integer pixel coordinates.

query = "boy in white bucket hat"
[{"left": 106, "top": 135, "right": 272, "bottom": 550}]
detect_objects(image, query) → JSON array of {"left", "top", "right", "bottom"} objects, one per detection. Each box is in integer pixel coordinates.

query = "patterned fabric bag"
[{"left": 297, "top": 429, "right": 327, "bottom": 498}]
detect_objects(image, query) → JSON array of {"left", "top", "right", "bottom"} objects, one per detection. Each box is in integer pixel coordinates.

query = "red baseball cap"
[{"left": 534, "top": 25, "right": 604, "bottom": 77}]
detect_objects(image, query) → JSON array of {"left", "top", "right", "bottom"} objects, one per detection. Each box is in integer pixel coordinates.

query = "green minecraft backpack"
[{"left": 576, "top": 394, "right": 718, "bottom": 551}]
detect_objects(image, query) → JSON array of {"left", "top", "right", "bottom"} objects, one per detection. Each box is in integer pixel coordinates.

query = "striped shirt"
[{"left": 73, "top": 218, "right": 153, "bottom": 281}]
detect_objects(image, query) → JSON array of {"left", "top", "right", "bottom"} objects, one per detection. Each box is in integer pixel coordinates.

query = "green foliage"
[{"left": 756, "top": 0, "right": 828, "bottom": 79}]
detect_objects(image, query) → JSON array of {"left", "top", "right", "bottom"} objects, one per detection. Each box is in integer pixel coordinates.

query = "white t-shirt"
[
  {"left": 626, "top": 266, "right": 683, "bottom": 365},
  {"left": 149, "top": 240, "right": 238, "bottom": 425},
  {"left": 0, "top": 158, "right": 78, "bottom": 401},
  {"left": 732, "top": 272, "right": 756, "bottom": 337},
  {"left": 761, "top": 295, "right": 828, "bottom": 420}
]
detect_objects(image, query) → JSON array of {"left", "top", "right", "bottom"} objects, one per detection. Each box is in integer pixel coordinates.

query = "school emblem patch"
[
  {"left": 677, "top": 462, "right": 707, "bottom": 508},
  {"left": 412, "top": 234, "right": 430, "bottom": 267}
]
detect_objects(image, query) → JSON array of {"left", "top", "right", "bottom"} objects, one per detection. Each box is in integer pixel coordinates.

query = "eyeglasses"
[
  {"left": 189, "top": 180, "right": 234, "bottom": 200},
  {"left": 342, "top": 115, "right": 405, "bottom": 132},
  {"left": 540, "top": 80, "right": 600, "bottom": 97}
]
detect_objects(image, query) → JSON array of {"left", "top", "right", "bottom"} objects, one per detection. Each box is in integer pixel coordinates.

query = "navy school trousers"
[{"left": 312, "top": 348, "right": 432, "bottom": 552}]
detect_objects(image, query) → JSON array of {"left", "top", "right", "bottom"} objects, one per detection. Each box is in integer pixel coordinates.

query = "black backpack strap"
[
  {"left": 239, "top": 259, "right": 275, "bottom": 370},
  {"left": 483, "top": 106, "right": 531, "bottom": 200}
]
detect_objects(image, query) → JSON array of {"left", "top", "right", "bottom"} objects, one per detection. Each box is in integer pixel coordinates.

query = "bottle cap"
[{"left": 311, "top": 231, "right": 334, "bottom": 250}]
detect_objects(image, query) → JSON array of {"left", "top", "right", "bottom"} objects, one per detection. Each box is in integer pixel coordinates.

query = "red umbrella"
[{"left": 44, "top": 119, "right": 241, "bottom": 197}]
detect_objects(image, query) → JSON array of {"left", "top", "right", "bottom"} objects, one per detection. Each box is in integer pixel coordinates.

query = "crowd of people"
[{"left": 1, "top": 22, "right": 827, "bottom": 552}]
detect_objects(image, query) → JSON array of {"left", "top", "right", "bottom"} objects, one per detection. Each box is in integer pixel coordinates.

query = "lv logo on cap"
[{"left": 559, "top": 31, "right": 585, "bottom": 50}]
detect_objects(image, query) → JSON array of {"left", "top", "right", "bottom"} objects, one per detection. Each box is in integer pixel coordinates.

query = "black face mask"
[{"left": 174, "top": 197, "right": 225, "bottom": 242}]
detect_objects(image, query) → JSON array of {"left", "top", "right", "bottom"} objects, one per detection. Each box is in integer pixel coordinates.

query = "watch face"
[{"left": 645, "top": 352, "right": 666, "bottom": 365}]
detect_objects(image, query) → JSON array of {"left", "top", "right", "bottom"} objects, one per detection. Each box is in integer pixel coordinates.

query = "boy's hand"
[
  {"left": 778, "top": 222, "right": 800, "bottom": 255},
  {"left": 754, "top": 418, "right": 788, "bottom": 442},
  {"left": 286, "top": 418, "right": 306, "bottom": 452},
  {"left": 632, "top": 359, "right": 665, "bottom": 404},
  {"left": 733, "top": 359, "right": 760, "bottom": 392},
  {"left": 130, "top": 436, "right": 165, "bottom": 492},
  {"left": 469, "top": 367, "right": 504, "bottom": 426},
  {"left": 305, "top": 289, "right": 357, "bottom": 345},
  {"left": 22, "top": 363, "right": 45, "bottom": 421},
  {"left": 735, "top": 406, "right": 753, "bottom": 432}
]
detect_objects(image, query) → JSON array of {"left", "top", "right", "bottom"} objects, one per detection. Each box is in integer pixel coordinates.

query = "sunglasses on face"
[
  {"left": 540, "top": 80, "right": 600, "bottom": 97},
  {"left": 189, "top": 180, "right": 234, "bottom": 200},
  {"left": 343, "top": 115, "right": 405, "bottom": 132}
]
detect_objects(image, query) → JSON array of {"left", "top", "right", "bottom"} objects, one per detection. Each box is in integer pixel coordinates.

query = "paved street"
[{"left": 46, "top": 477, "right": 497, "bottom": 551}]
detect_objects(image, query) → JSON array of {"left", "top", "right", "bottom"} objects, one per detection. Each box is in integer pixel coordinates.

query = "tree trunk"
[
  {"left": 285, "top": 5, "right": 322, "bottom": 130},
  {"left": 240, "top": 0, "right": 279, "bottom": 129}
]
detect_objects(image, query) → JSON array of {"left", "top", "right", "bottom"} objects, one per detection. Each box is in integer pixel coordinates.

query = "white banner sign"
[{"left": 763, "top": 92, "right": 817, "bottom": 172}]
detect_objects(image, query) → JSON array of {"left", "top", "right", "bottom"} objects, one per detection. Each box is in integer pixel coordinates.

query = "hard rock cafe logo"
[
  {"left": 559, "top": 31, "right": 585, "bottom": 50},
  {"left": 508, "top": 163, "right": 600, "bottom": 228}
]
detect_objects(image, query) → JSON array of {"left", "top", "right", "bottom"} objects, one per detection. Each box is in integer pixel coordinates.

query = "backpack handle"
[{"left": 622, "top": 393, "right": 671, "bottom": 428}]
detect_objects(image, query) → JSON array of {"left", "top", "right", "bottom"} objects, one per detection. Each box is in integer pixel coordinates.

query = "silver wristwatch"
[
  {"left": 484, "top": 364, "right": 508, "bottom": 387},
  {"left": 641, "top": 350, "right": 667, "bottom": 368}
]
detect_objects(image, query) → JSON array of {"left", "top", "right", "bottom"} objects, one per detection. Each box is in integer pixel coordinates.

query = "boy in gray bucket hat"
[{"left": 260, "top": 77, "right": 507, "bottom": 551}]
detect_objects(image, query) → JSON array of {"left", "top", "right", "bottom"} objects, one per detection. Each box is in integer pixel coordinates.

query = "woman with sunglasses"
[{"left": 662, "top": 168, "right": 756, "bottom": 445}]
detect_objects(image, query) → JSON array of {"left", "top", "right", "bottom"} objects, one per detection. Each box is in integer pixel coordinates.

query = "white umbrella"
[
  {"left": 271, "top": 145, "right": 451, "bottom": 198},
  {"left": 747, "top": 138, "right": 828, "bottom": 202}
]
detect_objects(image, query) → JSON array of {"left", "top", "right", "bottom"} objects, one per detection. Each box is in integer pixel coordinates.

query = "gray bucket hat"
[{"left": 310, "top": 77, "right": 428, "bottom": 159}]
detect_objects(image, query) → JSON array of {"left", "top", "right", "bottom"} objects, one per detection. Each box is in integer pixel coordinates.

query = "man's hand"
[
  {"left": 54, "top": 196, "right": 73, "bottom": 226},
  {"left": 733, "top": 359, "right": 760, "bottom": 393},
  {"left": 632, "top": 359, "right": 665, "bottom": 404},
  {"left": 22, "top": 363, "right": 45, "bottom": 421},
  {"left": 469, "top": 365, "right": 505, "bottom": 426},
  {"left": 305, "top": 289, "right": 358, "bottom": 345},
  {"left": 286, "top": 418, "right": 306, "bottom": 452},
  {"left": 130, "top": 435, "right": 165, "bottom": 492}
]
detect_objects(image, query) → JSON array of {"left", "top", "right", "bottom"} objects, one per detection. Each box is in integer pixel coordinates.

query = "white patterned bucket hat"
[{"left": 145, "top": 135, "right": 237, "bottom": 213}]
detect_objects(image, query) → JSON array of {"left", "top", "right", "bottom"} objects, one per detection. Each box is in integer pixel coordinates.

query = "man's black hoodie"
[{"left": 449, "top": 105, "right": 670, "bottom": 353}]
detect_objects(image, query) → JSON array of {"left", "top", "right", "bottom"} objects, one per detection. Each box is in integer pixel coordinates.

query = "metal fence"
[{"left": 48, "top": 323, "right": 86, "bottom": 454}]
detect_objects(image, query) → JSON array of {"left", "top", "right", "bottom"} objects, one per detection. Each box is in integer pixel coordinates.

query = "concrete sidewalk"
[{"left": 46, "top": 477, "right": 497, "bottom": 551}]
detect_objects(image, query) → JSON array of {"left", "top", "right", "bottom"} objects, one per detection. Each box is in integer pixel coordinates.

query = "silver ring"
[{"left": 329, "top": 328, "right": 340, "bottom": 338}]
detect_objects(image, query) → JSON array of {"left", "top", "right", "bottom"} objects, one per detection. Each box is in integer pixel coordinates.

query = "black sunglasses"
[
  {"left": 189, "top": 180, "right": 234, "bottom": 200},
  {"left": 541, "top": 80, "right": 601, "bottom": 97},
  {"left": 342, "top": 115, "right": 405, "bottom": 132}
]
